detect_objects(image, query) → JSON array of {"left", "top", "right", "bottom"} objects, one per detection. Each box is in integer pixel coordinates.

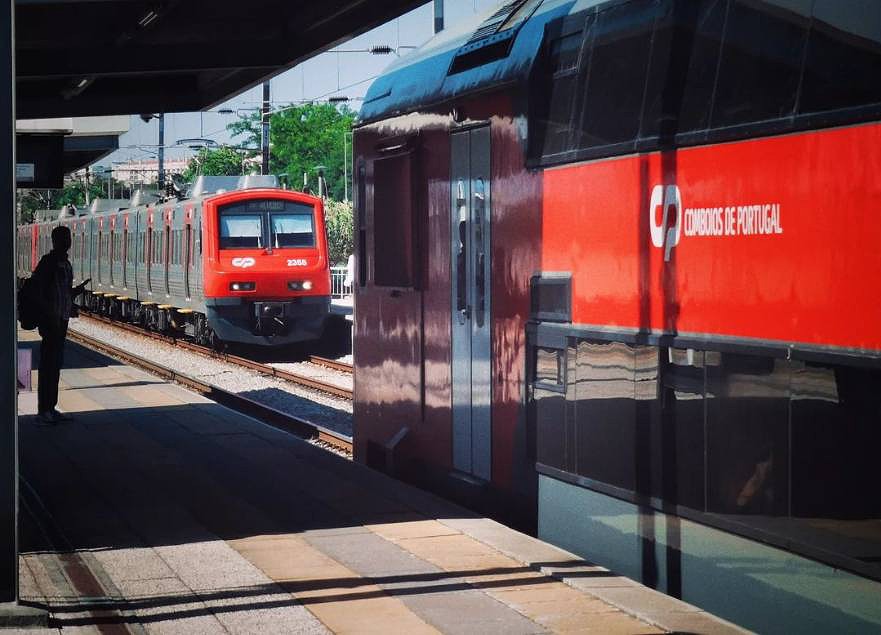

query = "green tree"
[
  {"left": 181, "top": 146, "right": 245, "bottom": 182},
  {"left": 227, "top": 103, "right": 355, "bottom": 200},
  {"left": 55, "top": 180, "right": 105, "bottom": 207},
  {"left": 324, "top": 199, "right": 353, "bottom": 265}
]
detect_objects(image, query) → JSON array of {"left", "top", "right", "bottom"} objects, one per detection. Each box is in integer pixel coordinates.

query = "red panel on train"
[{"left": 543, "top": 122, "right": 881, "bottom": 353}]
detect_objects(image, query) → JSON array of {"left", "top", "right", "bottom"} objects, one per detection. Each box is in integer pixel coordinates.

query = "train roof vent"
[
  {"left": 448, "top": 0, "right": 538, "bottom": 75},
  {"left": 188, "top": 176, "right": 240, "bottom": 198},
  {"left": 89, "top": 198, "right": 132, "bottom": 213},
  {"left": 237, "top": 174, "right": 279, "bottom": 190},
  {"left": 128, "top": 190, "right": 160, "bottom": 208}
]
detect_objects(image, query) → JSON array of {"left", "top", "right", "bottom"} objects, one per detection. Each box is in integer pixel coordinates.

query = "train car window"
[
  {"left": 640, "top": 0, "right": 699, "bottom": 141},
  {"left": 219, "top": 214, "right": 263, "bottom": 249},
  {"left": 271, "top": 212, "right": 314, "bottom": 248},
  {"left": 532, "top": 12, "right": 589, "bottom": 158},
  {"left": 675, "top": 0, "right": 727, "bottom": 135},
  {"left": 577, "top": 0, "right": 657, "bottom": 150},
  {"left": 711, "top": 0, "right": 811, "bottom": 129},
  {"left": 800, "top": 0, "right": 881, "bottom": 117},
  {"left": 372, "top": 153, "right": 414, "bottom": 288}
]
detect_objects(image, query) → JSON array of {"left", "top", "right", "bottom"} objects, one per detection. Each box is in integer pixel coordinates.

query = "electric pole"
[
  {"left": 434, "top": 0, "right": 444, "bottom": 33},
  {"left": 261, "top": 81, "right": 270, "bottom": 176},
  {"left": 157, "top": 113, "right": 165, "bottom": 190}
]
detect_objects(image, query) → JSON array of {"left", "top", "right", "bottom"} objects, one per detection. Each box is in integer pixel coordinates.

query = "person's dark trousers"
[{"left": 38, "top": 319, "right": 68, "bottom": 414}]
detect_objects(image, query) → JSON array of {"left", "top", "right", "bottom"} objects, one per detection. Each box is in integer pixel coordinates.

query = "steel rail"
[
  {"left": 76, "top": 311, "right": 353, "bottom": 400},
  {"left": 67, "top": 329, "right": 353, "bottom": 455}
]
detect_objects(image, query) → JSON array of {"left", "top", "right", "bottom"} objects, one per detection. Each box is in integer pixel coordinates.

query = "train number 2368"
[{"left": 287, "top": 258, "right": 308, "bottom": 267}]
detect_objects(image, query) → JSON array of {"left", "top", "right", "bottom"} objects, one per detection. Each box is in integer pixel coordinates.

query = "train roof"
[
  {"left": 187, "top": 174, "right": 279, "bottom": 198},
  {"left": 359, "top": 0, "right": 598, "bottom": 124}
]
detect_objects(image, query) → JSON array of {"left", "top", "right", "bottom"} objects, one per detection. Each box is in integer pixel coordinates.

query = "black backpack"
[{"left": 17, "top": 275, "right": 41, "bottom": 331}]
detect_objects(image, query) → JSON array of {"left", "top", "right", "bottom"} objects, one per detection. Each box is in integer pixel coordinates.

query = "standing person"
[{"left": 32, "top": 226, "right": 88, "bottom": 424}]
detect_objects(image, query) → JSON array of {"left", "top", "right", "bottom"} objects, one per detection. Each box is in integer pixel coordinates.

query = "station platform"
[{"left": 14, "top": 333, "right": 742, "bottom": 634}]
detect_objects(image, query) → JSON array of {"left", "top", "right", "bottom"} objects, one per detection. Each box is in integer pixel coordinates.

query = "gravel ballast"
[{"left": 68, "top": 318, "right": 353, "bottom": 437}]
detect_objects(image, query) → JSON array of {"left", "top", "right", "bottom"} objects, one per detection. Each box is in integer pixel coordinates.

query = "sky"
[{"left": 103, "top": 0, "right": 503, "bottom": 169}]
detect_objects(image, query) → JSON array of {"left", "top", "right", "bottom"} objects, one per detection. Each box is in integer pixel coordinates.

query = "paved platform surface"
[{"left": 12, "top": 332, "right": 744, "bottom": 634}]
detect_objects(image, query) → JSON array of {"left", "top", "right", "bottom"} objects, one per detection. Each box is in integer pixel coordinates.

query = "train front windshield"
[{"left": 218, "top": 199, "right": 315, "bottom": 250}]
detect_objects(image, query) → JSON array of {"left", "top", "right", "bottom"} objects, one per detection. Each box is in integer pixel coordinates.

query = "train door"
[
  {"left": 184, "top": 207, "right": 192, "bottom": 299},
  {"left": 450, "top": 125, "right": 492, "bottom": 481},
  {"left": 164, "top": 212, "right": 171, "bottom": 296}
]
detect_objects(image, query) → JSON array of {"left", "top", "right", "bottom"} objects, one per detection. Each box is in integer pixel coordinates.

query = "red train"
[
  {"left": 17, "top": 176, "right": 332, "bottom": 346},
  {"left": 353, "top": 0, "right": 881, "bottom": 631}
]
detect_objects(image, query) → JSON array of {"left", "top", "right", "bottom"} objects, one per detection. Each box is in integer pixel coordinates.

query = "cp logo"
[
  {"left": 231, "top": 257, "right": 256, "bottom": 268},
  {"left": 649, "top": 185, "right": 682, "bottom": 262}
]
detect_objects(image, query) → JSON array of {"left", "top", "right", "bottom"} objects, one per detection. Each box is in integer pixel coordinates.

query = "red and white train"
[
  {"left": 17, "top": 176, "right": 332, "bottom": 346},
  {"left": 353, "top": 0, "right": 881, "bottom": 631}
]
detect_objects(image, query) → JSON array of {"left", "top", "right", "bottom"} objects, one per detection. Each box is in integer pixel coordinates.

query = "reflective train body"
[
  {"left": 352, "top": 0, "right": 881, "bottom": 632},
  {"left": 17, "top": 177, "right": 331, "bottom": 346}
]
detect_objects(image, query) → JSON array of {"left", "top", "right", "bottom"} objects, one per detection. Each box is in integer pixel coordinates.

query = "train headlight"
[
  {"left": 288, "top": 280, "right": 313, "bottom": 291},
  {"left": 230, "top": 281, "right": 255, "bottom": 291}
]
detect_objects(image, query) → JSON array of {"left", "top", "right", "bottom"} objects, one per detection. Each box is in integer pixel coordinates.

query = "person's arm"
[{"left": 71, "top": 278, "right": 91, "bottom": 298}]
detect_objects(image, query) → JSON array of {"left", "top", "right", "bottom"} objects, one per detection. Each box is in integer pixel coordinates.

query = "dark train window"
[
  {"left": 372, "top": 153, "right": 414, "bottom": 288},
  {"left": 573, "top": 341, "right": 640, "bottom": 491},
  {"left": 533, "top": 13, "right": 588, "bottom": 157},
  {"left": 711, "top": 0, "right": 810, "bottom": 128},
  {"left": 532, "top": 331, "right": 881, "bottom": 580},
  {"left": 800, "top": 0, "right": 881, "bottom": 116},
  {"left": 577, "top": 0, "right": 657, "bottom": 149},
  {"left": 270, "top": 209, "right": 315, "bottom": 248},
  {"left": 671, "top": 0, "right": 728, "bottom": 135}
]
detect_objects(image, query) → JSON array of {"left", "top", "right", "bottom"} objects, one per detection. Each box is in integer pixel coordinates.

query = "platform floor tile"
[{"left": 15, "top": 337, "right": 738, "bottom": 633}]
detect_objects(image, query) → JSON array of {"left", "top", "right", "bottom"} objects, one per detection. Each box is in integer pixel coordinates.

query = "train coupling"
[{"left": 253, "top": 301, "right": 289, "bottom": 336}]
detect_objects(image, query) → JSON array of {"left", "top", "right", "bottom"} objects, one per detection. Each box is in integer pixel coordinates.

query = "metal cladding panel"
[{"left": 542, "top": 121, "right": 881, "bottom": 355}]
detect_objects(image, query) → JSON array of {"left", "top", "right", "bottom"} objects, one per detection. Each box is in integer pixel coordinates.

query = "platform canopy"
[{"left": 15, "top": 0, "right": 425, "bottom": 119}]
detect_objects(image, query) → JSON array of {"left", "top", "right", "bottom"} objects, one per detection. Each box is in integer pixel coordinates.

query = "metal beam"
[{"left": 1, "top": 0, "right": 17, "bottom": 605}]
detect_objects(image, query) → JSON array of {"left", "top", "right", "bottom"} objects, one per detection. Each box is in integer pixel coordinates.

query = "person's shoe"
[
  {"left": 50, "top": 409, "right": 73, "bottom": 422},
  {"left": 35, "top": 411, "right": 57, "bottom": 426}
]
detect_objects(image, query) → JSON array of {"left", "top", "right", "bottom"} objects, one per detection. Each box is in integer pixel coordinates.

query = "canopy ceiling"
[{"left": 16, "top": 0, "right": 425, "bottom": 118}]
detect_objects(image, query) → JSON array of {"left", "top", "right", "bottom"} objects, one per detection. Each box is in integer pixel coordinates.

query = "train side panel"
[{"left": 542, "top": 122, "right": 881, "bottom": 356}]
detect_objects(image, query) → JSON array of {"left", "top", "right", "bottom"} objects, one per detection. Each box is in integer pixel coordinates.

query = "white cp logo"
[
  {"left": 649, "top": 185, "right": 682, "bottom": 262},
  {"left": 231, "top": 257, "right": 256, "bottom": 268}
]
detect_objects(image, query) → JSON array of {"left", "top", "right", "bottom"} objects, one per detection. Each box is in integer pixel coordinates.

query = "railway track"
[
  {"left": 76, "top": 311, "right": 353, "bottom": 400},
  {"left": 67, "top": 328, "right": 353, "bottom": 455}
]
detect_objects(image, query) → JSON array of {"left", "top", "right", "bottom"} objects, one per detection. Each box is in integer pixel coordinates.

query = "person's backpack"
[{"left": 17, "top": 276, "right": 41, "bottom": 330}]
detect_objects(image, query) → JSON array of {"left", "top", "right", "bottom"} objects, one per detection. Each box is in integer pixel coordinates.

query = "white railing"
[{"left": 331, "top": 265, "right": 351, "bottom": 298}]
